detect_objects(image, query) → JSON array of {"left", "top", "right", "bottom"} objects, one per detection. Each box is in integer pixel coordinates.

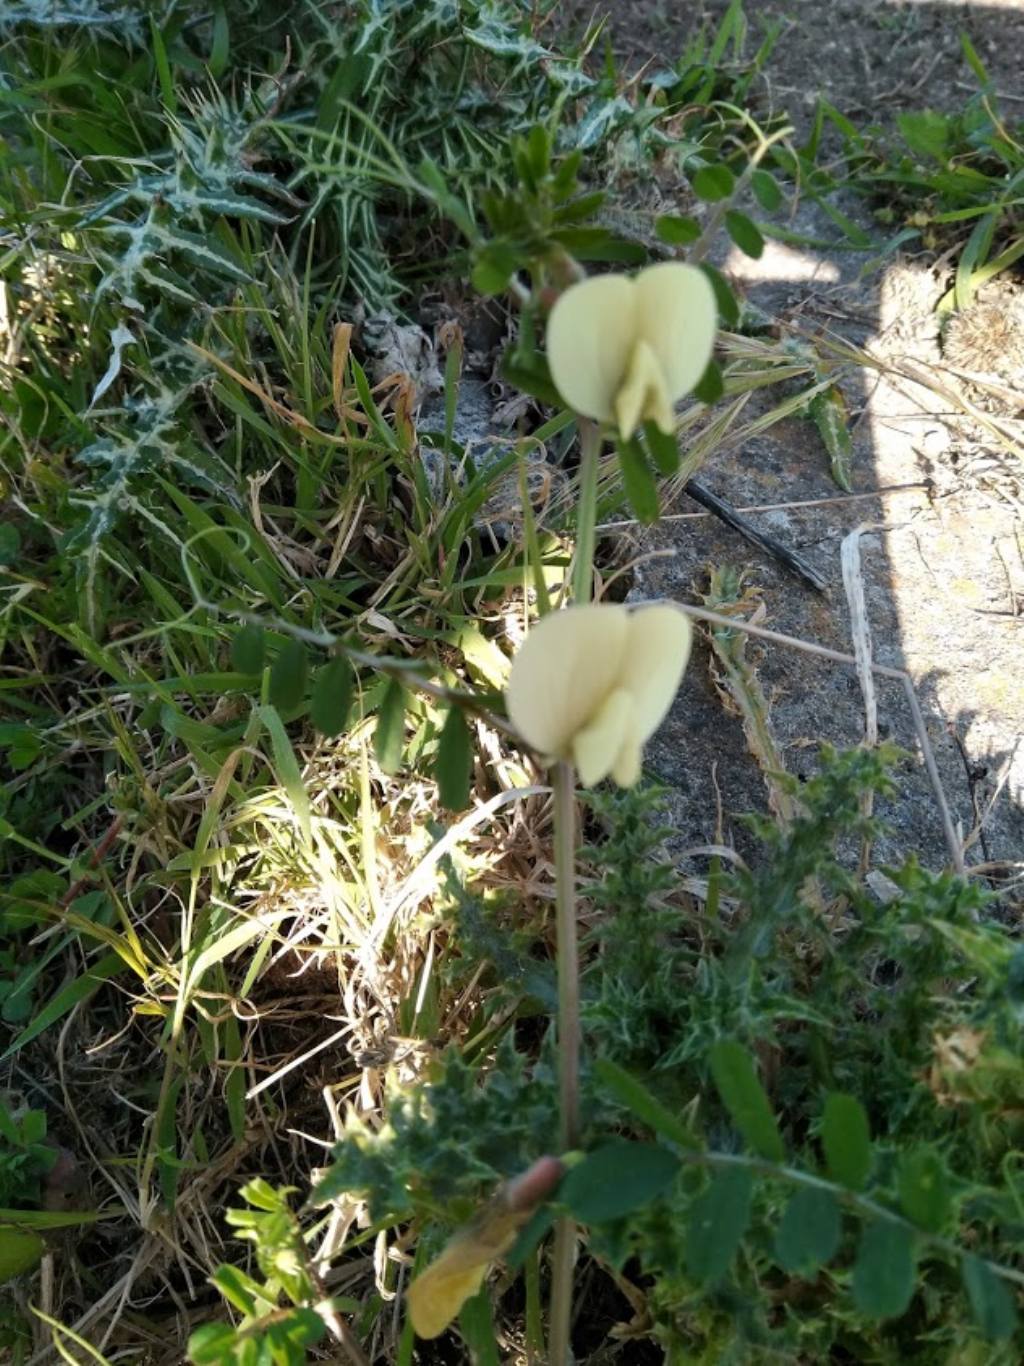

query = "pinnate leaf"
[
  {"left": 962, "top": 1254, "right": 1018, "bottom": 1341},
  {"left": 374, "top": 679, "right": 406, "bottom": 774},
  {"left": 617, "top": 438, "right": 659, "bottom": 524},
  {"left": 725, "top": 210, "right": 764, "bottom": 259},
  {"left": 898, "top": 1149, "right": 950, "bottom": 1233},
  {"left": 231, "top": 624, "right": 265, "bottom": 675},
  {"left": 692, "top": 164, "right": 735, "bottom": 201},
  {"left": 269, "top": 639, "right": 308, "bottom": 712},
  {"left": 311, "top": 657, "right": 354, "bottom": 737},
  {"left": 774, "top": 1186, "right": 841, "bottom": 1274},
  {"left": 435, "top": 707, "right": 473, "bottom": 811},
  {"left": 594, "top": 1057, "right": 700, "bottom": 1150}
]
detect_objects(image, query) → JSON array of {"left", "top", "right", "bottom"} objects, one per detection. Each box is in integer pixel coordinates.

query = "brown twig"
[
  {"left": 60, "top": 818, "right": 122, "bottom": 908},
  {"left": 684, "top": 477, "right": 829, "bottom": 594}
]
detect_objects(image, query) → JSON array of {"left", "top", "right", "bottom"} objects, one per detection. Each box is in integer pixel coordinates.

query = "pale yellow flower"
[
  {"left": 545, "top": 263, "right": 717, "bottom": 439},
  {"left": 506, "top": 603, "right": 692, "bottom": 787}
]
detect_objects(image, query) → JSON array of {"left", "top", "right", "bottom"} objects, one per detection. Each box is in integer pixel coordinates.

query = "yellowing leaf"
[
  {"left": 407, "top": 1157, "right": 564, "bottom": 1340},
  {"left": 407, "top": 1256, "right": 490, "bottom": 1340}
]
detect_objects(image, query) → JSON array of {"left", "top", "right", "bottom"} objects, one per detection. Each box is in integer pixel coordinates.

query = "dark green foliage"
[
  {"left": 572, "top": 751, "right": 1024, "bottom": 1357},
  {"left": 709, "top": 1040, "right": 785, "bottom": 1161},
  {"left": 683, "top": 1166, "right": 753, "bottom": 1284},
  {"left": 962, "top": 1254, "right": 1019, "bottom": 1342},
  {"left": 561, "top": 1141, "right": 680, "bottom": 1223},
  {"left": 268, "top": 640, "right": 308, "bottom": 713},
  {"left": 373, "top": 679, "right": 407, "bottom": 775},
  {"left": 181, "top": 718, "right": 1024, "bottom": 1363},
  {"left": 724, "top": 209, "right": 765, "bottom": 258},
  {"left": 692, "top": 164, "right": 735, "bottom": 202},
  {"left": 822, "top": 1093, "right": 872, "bottom": 1189},
  {"left": 898, "top": 1147, "right": 951, "bottom": 1232},
  {"left": 310, "top": 657, "right": 354, "bottom": 737},
  {"left": 307, "top": 749, "right": 1024, "bottom": 1357},
  {"left": 0, "top": 1102, "right": 56, "bottom": 1208},
  {"left": 692, "top": 357, "right": 725, "bottom": 405},
  {"left": 595, "top": 1058, "right": 700, "bottom": 1151},
  {"left": 655, "top": 214, "right": 701, "bottom": 246},
  {"left": 581, "top": 784, "right": 692, "bottom": 1069},
  {"left": 437, "top": 856, "right": 557, "bottom": 1012},
  {"left": 774, "top": 1186, "right": 841, "bottom": 1273},
  {"left": 230, "top": 625, "right": 265, "bottom": 676},
  {"left": 700, "top": 262, "right": 740, "bottom": 327},
  {"left": 314, "top": 1040, "right": 558, "bottom": 1224},
  {"left": 852, "top": 1221, "right": 917, "bottom": 1319},
  {"left": 616, "top": 436, "right": 660, "bottom": 523}
]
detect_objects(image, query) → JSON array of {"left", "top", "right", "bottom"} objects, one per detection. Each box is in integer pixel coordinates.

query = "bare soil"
[{"left": 563, "top": 0, "right": 1024, "bottom": 128}]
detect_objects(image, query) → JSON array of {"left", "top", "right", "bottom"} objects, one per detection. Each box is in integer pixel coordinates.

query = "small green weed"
[
  {"left": 808, "top": 34, "right": 1024, "bottom": 309},
  {"left": 186, "top": 1181, "right": 333, "bottom": 1366},
  {"left": 0, "top": 1099, "right": 56, "bottom": 1207}
]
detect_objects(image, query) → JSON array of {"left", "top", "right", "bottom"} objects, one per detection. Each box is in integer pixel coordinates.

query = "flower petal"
[
  {"left": 506, "top": 604, "right": 629, "bottom": 760},
  {"left": 611, "top": 724, "right": 644, "bottom": 787},
  {"left": 572, "top": 686, "right": 632, "bottom": 786},
  {"left": 633, "top": 262, "right": 717, "bottom": 405},
  {"left": 546, "top": 274, "right": 637, "bottom": 422},
  {"left": 614, "top": 338, "right": 675, "bottom": 440},
  {"left": 617, "top": 605, "right": 692, "bottom": 744}
]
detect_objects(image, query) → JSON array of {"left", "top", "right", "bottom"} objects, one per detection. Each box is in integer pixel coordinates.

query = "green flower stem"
[
  {"left": 549, "top": 1219, "right": 575, "bottom": 1366},
  {"left": 525, "top": 1246, "right": 544, "bottom": 1365},
  {"left": 553, "top": 761, "right": 581, "bottom": 1149},
  {"left": 552, "top": 414, "right": 600, "bottom": 1359},
  {"left": 571, "top": 419, "right": 602, "bottom": 603},
  {"left": 549, "top": 758, "right": 579, "bottom": 1364}
]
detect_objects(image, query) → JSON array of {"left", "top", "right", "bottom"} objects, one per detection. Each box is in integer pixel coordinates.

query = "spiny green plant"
[
  {"left": 0, "top": 0, "right": 789, "bottom": 636},
  {"left": 316, "top": 1040, "right": 559, "bottom": 1222},
  {"left": 197, "top": 749, "right": 1024, "bottom": 1360},
  {"left": 0, "top": 0, "right": 145, "bottom": 40}
]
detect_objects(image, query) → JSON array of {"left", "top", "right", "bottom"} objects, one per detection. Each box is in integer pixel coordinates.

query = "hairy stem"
[
  {"left": 548, "top": 1219, "right": 575, "bottom": 1366},
  {"left": 549, "top": 759, "right": 579, "bottom": 1364},
  {"left": 570, "top": 419, "right": 602, "bottom": 603},
  {"left": 553, "top": 762, "right": 581, "bottom": 1147}
]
